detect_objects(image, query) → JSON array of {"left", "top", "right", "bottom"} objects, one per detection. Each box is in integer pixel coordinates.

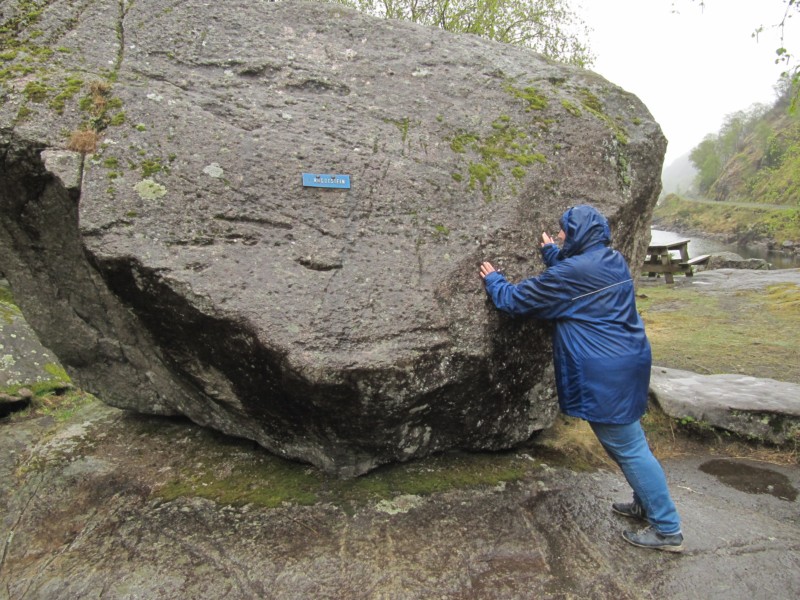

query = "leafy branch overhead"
[
  {"left": 686, "top": 0, "right": 800, "bottom": 111},
  {"left": 321, "top": 0, "right": 594, "bottom": 67}
]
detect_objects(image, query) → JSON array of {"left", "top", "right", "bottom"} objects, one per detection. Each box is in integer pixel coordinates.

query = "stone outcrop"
[
  {"left": 0, "top": 278, "right": 66, "bottom": 389},
  {"left": 705, "top": 252, "right": 771, "bottom": 271},
  {"left": 650, "top": 366, "right": 800, "bottom": 444},
  {"left": 0, "top": 1, "right": 665, "bottom": 475}
]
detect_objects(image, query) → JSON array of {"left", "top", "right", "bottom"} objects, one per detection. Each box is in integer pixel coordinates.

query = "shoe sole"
[{"left": 621, "top": 532, "right": 684, "bottom": 553}]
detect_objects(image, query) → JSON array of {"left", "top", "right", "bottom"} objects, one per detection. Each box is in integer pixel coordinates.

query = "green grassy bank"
[{"left": 654, "top": 194, "right": 800, "bottom": 245}]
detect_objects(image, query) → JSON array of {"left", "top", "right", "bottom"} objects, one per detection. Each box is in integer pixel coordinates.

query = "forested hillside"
[
  {"left": 686, "top": 81, "right": 800, "bottom": 205},
  {"left": 655, "top": 81, "right": 800, "bottom": 248}
]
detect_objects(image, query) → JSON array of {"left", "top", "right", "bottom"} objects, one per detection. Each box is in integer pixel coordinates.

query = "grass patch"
[
  {"left": 637, "top": 282, "right": 800, "bottom": 383},
  {"left": 140, "top": 157, "right": 164, "bottom": 177},
  {"left": 32, "top": 388, "right": 93, "bottom": 422},
  {"left": 157, "top": 446, "right": 321, "bottom": 508},
  {"left": 641, "top": 401, "right": 798, "bottom": 466},
  {"left": 577, "top": 88, "right": 628, "bottom": 145},
  {"left": 330, "top": 450, "right": 532, "bottom": 507},
  {"left": 561, "top": 98, "right": 581, "bottom": 116},
  {"left": 1, "top": 291, "right": 21, "bottom": 324},
  {"left": 66, "top": 128, "right": 99, "bottom": 153},
  {"left": 504, "top": 83, "right": 548, "bottom": 111},
  {"left": 385, "top": 116, "right": 411, "bottom": 144},
  {"left": 23, "top": 79, "right": 50, "bottom": 102},
  {"left": 529, "top": 415, "right": 612, "bottom": 470},
  {"left": 49, "top": 75, "right": 83, "bottom": 113},
  {"left": 151, "top": 423, "right": 539, "bottom": 510},
  {"left": 64, "top": 79, "right": 124, "bottom": 151},
  {"left": 3, "top": 383, "right": 95, "bottom": 424},
  {"left": 0, "top": 285, "right": 16, "bottom": 304},
  {"left": 636, "top": 280, "right": 799, "bottom": 464}
]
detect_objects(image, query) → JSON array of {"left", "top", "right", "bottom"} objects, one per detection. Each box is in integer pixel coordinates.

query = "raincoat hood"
[{"left": 558, "top": 205, "right": 612, "bottom": 258}]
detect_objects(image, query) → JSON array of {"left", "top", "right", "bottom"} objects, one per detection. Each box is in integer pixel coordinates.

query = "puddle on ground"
[{"left": 699, "top": 459, "right": 798, "bottom": 501}]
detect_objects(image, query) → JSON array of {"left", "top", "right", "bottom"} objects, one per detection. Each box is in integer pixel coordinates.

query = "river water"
[{"left": 650, "top": 229, "right": 800, "bottom": 269}]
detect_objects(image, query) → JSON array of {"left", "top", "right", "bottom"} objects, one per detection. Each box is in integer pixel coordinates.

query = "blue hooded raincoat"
[{"left": 483, "top": 205, "right": 651, "bottom": 424}]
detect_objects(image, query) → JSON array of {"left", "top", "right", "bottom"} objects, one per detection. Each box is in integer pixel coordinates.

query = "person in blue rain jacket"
[{"left": 479, "top": 205, "right": 684, "bottom": 552}]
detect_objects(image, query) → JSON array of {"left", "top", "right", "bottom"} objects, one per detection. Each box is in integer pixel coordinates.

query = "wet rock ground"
[
  {"left": 1, "top": 400, "right": 798, "bottom": 600},
  {"left": 2, "top": 270, "right": 799, "bottom": 599}
]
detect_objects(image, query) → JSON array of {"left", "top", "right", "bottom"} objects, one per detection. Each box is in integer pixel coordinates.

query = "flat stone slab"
[
  {"left": 704, "top": 252, "right": 770, "bottom": 270},
  {"left": 650, "top": 366, "right": 800, "bottom": 444},
  {"left": 681, "top": 267, "right": 800, "bottom": 290}
]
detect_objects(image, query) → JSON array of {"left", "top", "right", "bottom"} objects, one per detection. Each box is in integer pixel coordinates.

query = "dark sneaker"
[
  {"left": 612, "top": 501, "right": 647, "bottom": 522},
  {"left": 622, "top": 525, "right": 684, "bottom": 553}
]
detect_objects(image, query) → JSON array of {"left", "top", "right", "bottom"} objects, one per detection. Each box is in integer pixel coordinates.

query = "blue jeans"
[{"left": 590, "top": 420, "right": 681, "bottom": 535}]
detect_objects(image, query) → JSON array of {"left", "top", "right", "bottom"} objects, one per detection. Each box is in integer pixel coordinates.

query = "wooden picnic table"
[{"left": 642, "top": 239, "right": 709, "bottom": 284}]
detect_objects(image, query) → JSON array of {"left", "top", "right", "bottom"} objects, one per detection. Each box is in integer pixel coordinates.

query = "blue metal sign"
[{"left": 302, "top": 173, "right": 351, "bottom": 189}]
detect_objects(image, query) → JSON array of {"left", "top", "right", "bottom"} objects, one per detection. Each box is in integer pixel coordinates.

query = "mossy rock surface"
[{"left": 0, "top": 281, "right": 68, "bottom": 390}]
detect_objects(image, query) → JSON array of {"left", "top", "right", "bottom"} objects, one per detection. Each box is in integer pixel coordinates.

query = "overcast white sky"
[{"left": 574, "top": 0, "right": 797, "bottom": 166}]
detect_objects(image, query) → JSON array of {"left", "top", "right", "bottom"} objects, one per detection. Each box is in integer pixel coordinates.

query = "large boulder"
[
  {"left": 650, "top": 367, "right": 800, "bottom": 445},
  {"left": 0, "top": 0, "right": 665, "bottom": 476}
]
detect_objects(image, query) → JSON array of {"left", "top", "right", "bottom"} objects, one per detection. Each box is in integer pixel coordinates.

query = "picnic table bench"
[{"left": 642, "top": 239, "right": 710, "bottom": 284}]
